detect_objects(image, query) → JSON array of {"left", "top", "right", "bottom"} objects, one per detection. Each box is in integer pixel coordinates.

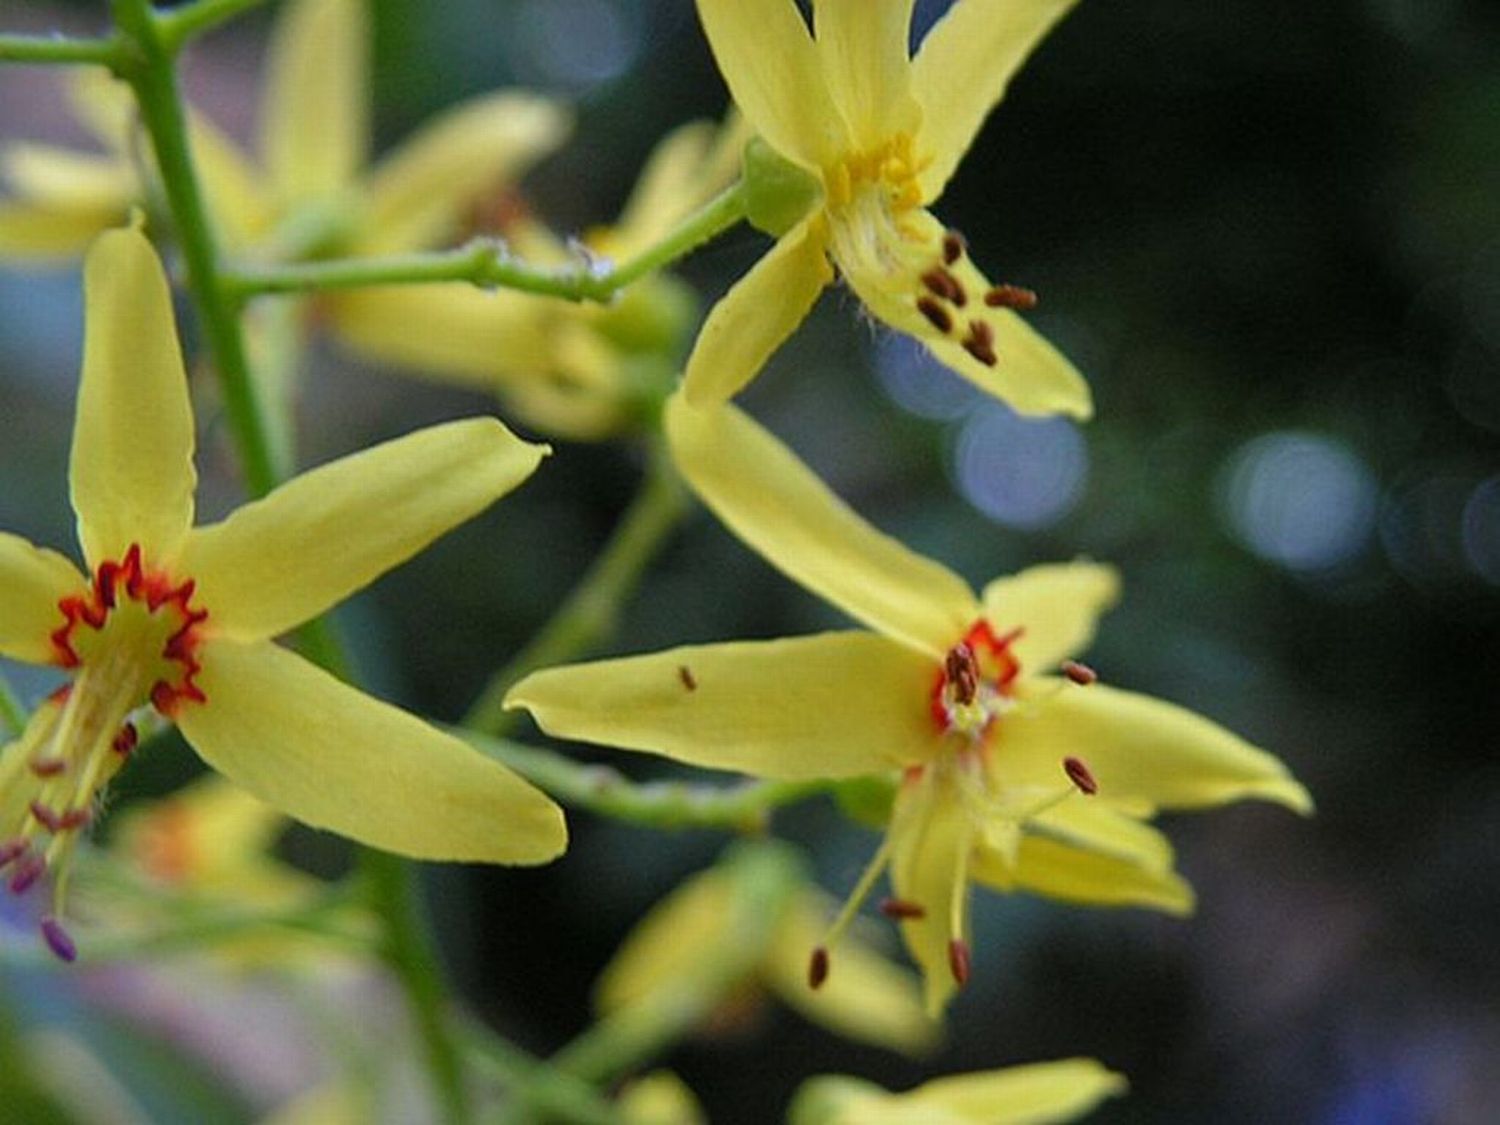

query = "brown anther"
[
  {"left": 1061, "top": 660, "right": 1098, "bottom": 686},
  {"left": 677, "top": 665, "right": 697, "bottom": 692},
  {"left": 943, "top": 230, "right": 966, "bottom": 265},
  {"left": 28, "top": 801, "right": 62, "bottom": 834},
  {"left": 948, "top": 938, "right": 971, "bottom": 986},
  {"left": 58, "top": 808, "right": 91, "bottom": 832},
  {"left": 112, "top": 722, "right": 138, "bottom": 756},
  {"left": 9, "top": 853, "right": 45, "bottom": 895},
  {"left": 1063, "top": 756, "right": 1098, "bottom": 795},
  {"left": 808, "top": 946, "right": 830, "bottom": 990},
  {"left": 984, "top": 284, "right": 1039, "bottom": 311},
  {"left": 920, "top": 268, "right": 954, "bottom": 301},
  {"left": 878, "top": 897, "right": 927, "bottom": 920},
  {"left": 29, "top": 758, "right": 65, "bottom": 778},
  {"left": 917, "top": 296, "right": 954, "bottom": 334},
  {"left": 0, "top": 840, "right": 26, "bottom": 868},
  {"left": 945, "top": 643, "right": 979, "bottom": 705},
  {"left": 940, "top": 268, "right": 968, "bottom": 308},
  {"left": 962, "top": 321, "right": 998, "bottom": 367},
  {"left": 40, "top": 915, "right": 77, "bottom": 963}
]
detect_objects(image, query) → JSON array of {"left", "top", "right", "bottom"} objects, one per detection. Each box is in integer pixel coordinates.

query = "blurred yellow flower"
[
  {"left": 0, "top": 228, "right": 565, "bottom": 959},
  {"left": 0, "top": 0, "right": 569, "bottom": 266},
  {"left": 683, "top": 0, "right": 1090, "bottom": 419},
  {"left": 508, "top": 396, "right": 1309, "bottom": 1014},
  {"left": 333, "top": 113, "right": 749, "bottom": 440},
  {"left": 617, "top": 1071, "right": 707, "bottom": 1125},
  {"left": 596, "top": 853, "right": 938, "bottom": 1056},
  {"left": 789, "top": 1058, "right": 1126, "bottom": 1125}
]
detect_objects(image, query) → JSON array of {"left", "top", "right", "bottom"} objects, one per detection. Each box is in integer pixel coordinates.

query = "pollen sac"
[
  {"left": 808, "top": 945, "right": 831, "bottom": 990},
  {"left": 931, "top": 622, "right": 1023, "bottom": 737},
  {"left": 1063, "top": 756, "right": 1099, "bottom": 796}
]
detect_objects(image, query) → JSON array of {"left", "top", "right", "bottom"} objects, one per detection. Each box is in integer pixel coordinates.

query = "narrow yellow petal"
[
  {"left": 180, "top": 418, "right": 545, "bottom": 642},
  {"left": 0, "top": 533, "right": 86, "bottom": 665},
  {"left": 981, "top": 562, "right": 1119, "bottom": 674},
  {"left": 188, "top": 114, "right": 272, "bottom": 249},
  {"left": 887, "top": 769, "right": 975, "bottom": 1016},
  {"left": 618, "top": 1072, "right": 708, "bottom": 1125},
  {"left": 695, "top": 0, "right": 844, "bottom": 170},
  {"left": 613, "top": 114, "right": 750, "bottom": 255},
  {"left": 0, "top": 203, "right": 123, "bottom": 260},
  {"left": 507, "top": 632, "right": 936, "bottom": 781},
  {"left": 178, "top": 639, "right": 566, "bottom": 864},
  {"left": 261, "top": 0, "right": 368, "bottom": 203},
  {"left": 680, "top": 217, "right": 831, "bottom": 405},
  {"left": 893, "top": 1058, "right": 1127, "bottom": 1124},
  {"left": 67, "top": 69, "right": 135, "bottom": 153},
  {"left": 1026, "top": 799, "right": 1173, "bottom": 871},
  {"left": 2, "top": 145, "right": 136, "bottom": 210},
  {"left": 813, "top": 0, "right": 922, "bottom": 151},
  {"left": 766, "top": 891, "right": 939, "bottom": 1055},
  {"left": 358, "top": 92, "right": 572, "bottom": 254},
  {"left": 71, "top": 227, "right": 197, "bottom": 569},
  {"left": 1001, "top": 680, "right": 1315, "bottom": 814},
  {"left": 666, "top": 396, "right": 976, "bottom": 658},
  {"left": 975, "top": 833, "right": 1196, "bottom": 916},
  {"left": 911, "top": 0, "right": 1081, "bottom": 201},
  {"left": 832, "top": 205, "right": 1091, "bottom": 419}
]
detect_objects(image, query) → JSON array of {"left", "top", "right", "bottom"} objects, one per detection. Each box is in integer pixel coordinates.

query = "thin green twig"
[
  {"left": 156, "top": 0, "right": 275, "bottom": 53},
  {"left": 0, "top": 33, "right": 125, "bottom": 67},
  {"left": 221, "top": 181, "right": 749, "bottom": 303}
]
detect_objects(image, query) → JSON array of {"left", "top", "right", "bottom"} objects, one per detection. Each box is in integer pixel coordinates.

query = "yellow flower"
[
  {"left": 596, "top": 848, "right": 938, "bottom": 1056},
  {"left": 0, "top": 228, "right": 565, "bottom": 959},
  {"left": 789, "top": 1058, "right": 1126, "bottom": 1125},
  {"left": 617, "top": 1071, "right": 707, "bottom": 1125},
  {"left": 682, "top": 0, "right": 1090, "bottom": 419},
  {"left": 334, "top": 113, "right": 750, "bottom": 440},
  {"left": 507, "top": 396, "right": 1309, "bottom": 1014},
  {"left": 0, "top": 0, "right": 569, "bottom": 265}
]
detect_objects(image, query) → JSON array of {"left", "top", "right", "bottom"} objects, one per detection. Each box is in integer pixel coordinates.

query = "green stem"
[
  {"left": 222, "top": 181, "right": 749, "bottom": 303},
  {"left": 110, "top": 0, "right": 279, "bottom": 499},
  {"left": 465, "top": 734, "right": 824, "bottom": 833},
  {"left": 466, "top": 1030, "right": 622, "bottom": 1125},
  {"left": 464, "top": 437, "right": 688, "bottom": 736},
  {"left": 0, "top": 33, "right": 124, "bottom": 67},
  {"left": 0, "top": 672, "right": 26, "bottom": 738},
  {"left": 155, "top": 0, "right": 274, "bottom": 52},
  {"left": 363, "top": 851, "right": 472, "bottom": 1125}
]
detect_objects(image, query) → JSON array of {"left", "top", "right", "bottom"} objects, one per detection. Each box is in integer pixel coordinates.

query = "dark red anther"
[
  {"left": 984, "top": 284, "right": 1039, "bottom": 310},
  {"left": 40, "top": 916, "right": 76, "bottom": 963},
  {"left": 917, "top": 296, "right": 953, "bottom": 334},
  {"left": 1063, "top": 756, "right": 1098, "bottom": 795},
  {"left": 942, "top": 230, "right": 966, "bottom": 266},
  {"left": 945, "top": 643, "right": 979, "bottom": 706},
  {"left": 808, "top": 946, "right": 830, "bottom": 990},
  {"left": 878, "top": 898, "right": 927, "bottom": 920},
  {"left": 112, "top": 723, "right": 138, "bottom": 756},
  {"left": 58, "top": 808, "right": 91, "bottom": 832},
  {"left": 962, "top": 321, "right": 997, "bottom": 366},
  {"left": 30, "top": 758, "right": 65, "bottom": 778},
  {"left": 677, "top": 665, "right": 697, "bottom": 692},
  {"left": 0, "top": 839, "right": 27, "bottom": 869},
  {"left": 1061, "top": 660, "right": 1098, "bottom": 686},
  {"left": 28, "top": 801, "right": 62, "bottom": 833},
  {"left": 948, "top": 938, "right": 971, "bottom": 986},
  {"left": 9, "top": 853, "right": 46, "bottom": 895}
]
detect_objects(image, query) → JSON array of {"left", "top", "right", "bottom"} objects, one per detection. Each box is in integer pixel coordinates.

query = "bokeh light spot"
[
  {"left": 952, "top": 404, "right": 1087, "bottom": 530},
  {"left": 874, "top": 333, "right": 983, "bottom": 422},
  {"left": 513, "top": 0, "right": 639, "bottom": 89},
  {"left": 1461, "top": 477, "right": 1500, "bottom": 585}
]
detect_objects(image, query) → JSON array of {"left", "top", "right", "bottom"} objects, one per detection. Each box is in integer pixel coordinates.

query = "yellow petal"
[
  {"left": 178, "top": 639, "right": 566, "bottom": 863},
  {"left": 680, "top": 217, "right": 832, "bottom": 405},
  {"left": 831, "top": 205, "right": 1090, "bottom": 419},
  {"left": 358, "top": 92, "right": 572, "bottom": 254},
  {"left": 67, "top": 69, "right": 135, "bottom": 153},
  {"left": 2, "top": 145, "right": 136, "bottom": 210},
  {"left": 881, "top": 1058, "right": 1126, "bottom": 1124},
  {"left": 0, "top": 203, "right": 123, "bottom": 260},
  {"left": 261, "top": 0, "right": 368, "bottom": 203},
  {"left": 695, "top": 0, "right": 844, "bottom": 170},
  {"left": 976, "top": 833, "right": 1195, "bottom": 916},
  {"left": 71, "top": 227, "right": 197, "bottom": 569},
  {"left": 910, "top": 0, "right": 1081, "bottom": 201},
  {"left": 1026, "top": 798, "right": 1173, "bottom": 871},
  {"left": 887, "top": 768, "right": 976, "bottom": 1016},
  {"left": 0, "top": 533, "right": 87, "bottom": 665},
  {"left": 666, "top": 396, "right": 976, "bottom": 658},
  {"left": 981, "top": 562, "right": 1119, "bottom": 674},
  {"left": 613, "top": 114, "right": 750, "bottom": 255},
  {"left": 1001, "top": 680, "right": 1314, "bottom": 814},
  {"left": 507, "top": 632, "right": 936, "bottom": 781},
  {"left": 812, "top": 0, "right": 922, "bottom": 152},
  {"left": 618, "top": 1072, "right": 708, "bottom": 1125},
  {"left": 188, "top": 114, "right": 272, "bottom": 249},
  {"left": 766, "top": 891, "right": 939, "bottom": 1055},
  {"left": 180, "top": 418, "right": 545, "bottom": 642}
]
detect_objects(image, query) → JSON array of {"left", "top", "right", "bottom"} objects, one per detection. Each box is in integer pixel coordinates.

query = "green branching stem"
[
  {"left": 467, "top": 733, "right": 825, "bottom": 834},
  {"left": 464, "top": 436, "right": 690, "bottom": 736},
  {"left": 221, "top": 181, "right": 749, "bottom": 304},
  {"left": 155, "top": 0, "right": 275, "bottom": 52},
  {"left": 0, "top": 33, "right": 124, "bottom": 67},
  {"left": 466, "top": 1031, "right": 622, "bottom": 1125}
]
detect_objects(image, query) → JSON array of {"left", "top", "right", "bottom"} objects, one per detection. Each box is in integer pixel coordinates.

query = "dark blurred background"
[{"left": 2, "top": 1, "right": 1498, "bottom": 1121}]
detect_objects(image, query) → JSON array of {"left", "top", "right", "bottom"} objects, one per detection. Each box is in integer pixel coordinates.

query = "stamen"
[
  {"left": 0, "top": 839, "right": 26, "bottom": 868},
  {"left": 677, "top": 665, "right": 697, "bottom": 691},
  {"left": 40, "top": 916, "right": 77, "bottom": 963},
  {"left": 28, "top": 801, "right": 62, "bottom": 834},
  {"left": 29, "top": 758, "right": 66, "bottom": 778},
  {"left": 9, "top": 852, "right": 45, "bottom": 895},
  {"left": 878, "top": 897, "right": 926, "bottom": 920},
  {"left": 916, "top": 296, "right": 953, "bottom": 334},
  {"left": 984, "top": 284, "right": 1038, "bottom": 310},
  {"left": 948, "top": 938, "right": 971, "bottom": 986},
  {"left": 944, "top": 643, "right": 979, "bottom": 706},
  {"left": 962, "top": 321, "right": 997, "bottom": 367},
  {"left": 943, "top": 230, "right": 966, "bottom": 266},
  {"left": 1063, "top": 756, "right": 1098, "bottom": 796},
  {"left": 1061, "top": 660, "right": 1098, "bottom": 686},
  {"left": 808, "top": 945, "right": 830, "bottom": 990},
  {"left": 112, "top": 722, "right": 138, "bottom": 756}
]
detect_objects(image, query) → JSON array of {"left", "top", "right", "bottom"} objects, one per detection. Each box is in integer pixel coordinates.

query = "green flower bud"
[{"left": 742, "top": 137, "right": 822, "bottom": 237}]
